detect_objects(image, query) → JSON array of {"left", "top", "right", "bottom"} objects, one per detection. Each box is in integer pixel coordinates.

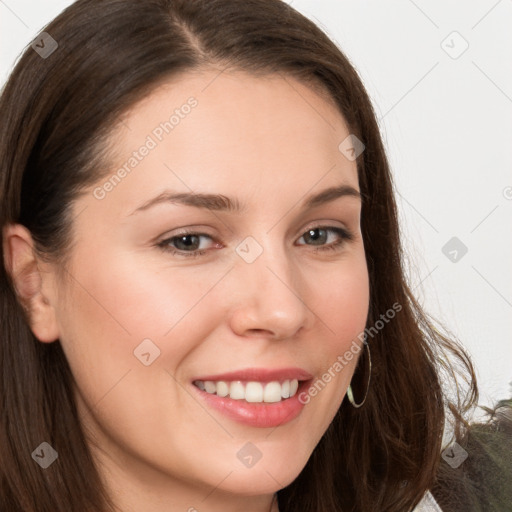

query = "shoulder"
[{"left": 431, "top": 400, "right": 512, "bottom": 510}]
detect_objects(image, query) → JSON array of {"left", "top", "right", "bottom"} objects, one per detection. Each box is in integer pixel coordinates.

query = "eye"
[
  {"left": 296, "top": 226, "right": 354, "bottom": 252},
  {"left": 157, "top": 225, "right": 354, "bottom": 259},
  {"left": 157, "top": 232, "right": 216, "bottom": 258}
]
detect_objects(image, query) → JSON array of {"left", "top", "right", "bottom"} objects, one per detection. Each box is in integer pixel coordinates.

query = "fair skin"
[{"left": 4, "top": 70, "right": 369, "bottom": 512}]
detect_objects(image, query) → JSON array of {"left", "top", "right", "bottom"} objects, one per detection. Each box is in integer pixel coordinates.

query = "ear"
[{"left": 2, "top": 223, "right": 60, "bottom": 343}]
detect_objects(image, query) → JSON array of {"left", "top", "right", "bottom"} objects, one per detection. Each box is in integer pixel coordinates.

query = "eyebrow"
[{"left": 129, "top": 183, "right": 361, "bottom": 215}]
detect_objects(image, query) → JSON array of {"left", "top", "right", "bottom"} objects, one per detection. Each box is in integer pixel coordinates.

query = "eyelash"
[{"left": 157, "top": 226, "right": 354, "bottom": 259}]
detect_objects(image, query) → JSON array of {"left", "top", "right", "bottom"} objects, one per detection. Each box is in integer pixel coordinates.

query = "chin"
[{"left": 216, "top": 450, "right": 309, "bottom": 495}]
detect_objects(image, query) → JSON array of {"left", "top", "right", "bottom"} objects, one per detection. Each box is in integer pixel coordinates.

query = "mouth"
[
  {"left": 193, "top": 378, "right": 300, "bottom": 403},
  {"left": 190, "top": 368, "right": 313, "bottom": 428}
]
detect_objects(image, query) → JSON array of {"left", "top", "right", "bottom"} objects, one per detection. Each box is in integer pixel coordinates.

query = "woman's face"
[{"left": 47, "top": 70, "right": 369, "bottom": 508}]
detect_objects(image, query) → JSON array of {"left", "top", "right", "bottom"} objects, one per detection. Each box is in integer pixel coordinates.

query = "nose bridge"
[
  {"left": 236, "top": 233, "right": 296, "bottom": 289},
  {"left": 229, "top": 234, "right": 311, "bottom": 338}
]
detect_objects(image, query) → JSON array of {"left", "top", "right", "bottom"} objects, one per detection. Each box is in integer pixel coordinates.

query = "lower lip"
[{"left": 192, "top": 380, "right": 311, "bottom": 428}]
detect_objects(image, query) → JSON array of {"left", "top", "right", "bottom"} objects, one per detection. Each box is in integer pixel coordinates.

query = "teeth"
[
  {"left": 216, "top": 381, "right": 229, "bottom": 397},
  {"left": 229, "top": 381, "right": 245, "bottom": 400},
  {"left": 204, "top": 381, "right": 216, "bottom": 394},
  {"left": 290, "top": 379, "right": 299, "bottom": 397},
  {"left": 281, "top": 379, "right": 290, "bottom": 399},
  {"left": 194, "top": 379, "right": 300, "bottom": 403},
  {"left": 264, "top": 381, "right": 282, "bottom": 403}
]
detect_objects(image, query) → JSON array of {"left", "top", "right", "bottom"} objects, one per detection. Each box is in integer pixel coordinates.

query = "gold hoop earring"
[{"left": 346, "top": 342, "right": 372, "bottom": 408}]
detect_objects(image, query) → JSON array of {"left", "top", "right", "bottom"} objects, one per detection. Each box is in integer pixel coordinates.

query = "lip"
[
  {"left": 192, "top": 379, "right": 312, "bottom": 428},
  {"left": 192, "top": 367, "right": 314, "bottom": 383},
  {"left": 191, "top": 367, "right": 314, "bottom": 428}
]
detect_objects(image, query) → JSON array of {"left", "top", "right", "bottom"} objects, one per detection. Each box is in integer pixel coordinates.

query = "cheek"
[
  {"left": 55, "top": 247, "right": 231, "bottom": 395},
  {"left": 298, "top": 254, "right": 369, "bottom": 422},
  {"left": 309, "top": 254, "right": 370, "bottom": 351},
  {"left": 55, "top": 249, "right": 220, "bottom": 464},
  {"left": 61, "top": 246, "right": 225, "bottom": 340}
]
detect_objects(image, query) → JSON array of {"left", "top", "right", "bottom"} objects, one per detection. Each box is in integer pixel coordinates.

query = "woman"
[{"left": 0, "top": 0, "right": 477, "bottom": 510}]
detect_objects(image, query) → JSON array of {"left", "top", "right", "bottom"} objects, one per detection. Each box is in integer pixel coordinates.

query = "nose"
[{"left": 228, "top": 245, "right": 314, "bottom": 341}]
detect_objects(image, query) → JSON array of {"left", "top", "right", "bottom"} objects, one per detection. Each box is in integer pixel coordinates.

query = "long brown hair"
[{"left": 0, "top": 1, "right": 477, "bottom": 510}]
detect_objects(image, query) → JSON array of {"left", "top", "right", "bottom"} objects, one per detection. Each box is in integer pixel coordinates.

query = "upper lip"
[{"left": 192, "top": 367, "right": 314, "bottom": 383}]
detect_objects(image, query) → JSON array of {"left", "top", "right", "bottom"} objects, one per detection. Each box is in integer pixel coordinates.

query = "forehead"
[{"left": 95, "top": 69, "right": 359, "bottom": 212}]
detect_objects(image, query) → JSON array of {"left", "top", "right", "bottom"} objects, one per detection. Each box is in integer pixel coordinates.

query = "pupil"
[
  {"left": 307, "top": 228, "right": 326, "bottom": 245},
  {"left": 176, "top": 235, "right": 199, "bottom": 250}
]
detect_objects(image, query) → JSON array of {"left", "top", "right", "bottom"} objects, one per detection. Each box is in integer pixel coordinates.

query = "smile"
[{"left": 193, "top": 379, "right": 299, "bottom": 403}]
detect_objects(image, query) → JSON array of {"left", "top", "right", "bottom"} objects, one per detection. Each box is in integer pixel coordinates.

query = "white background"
[{"left": 1, "top": 0, "right": 511, "bottom": 411}]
